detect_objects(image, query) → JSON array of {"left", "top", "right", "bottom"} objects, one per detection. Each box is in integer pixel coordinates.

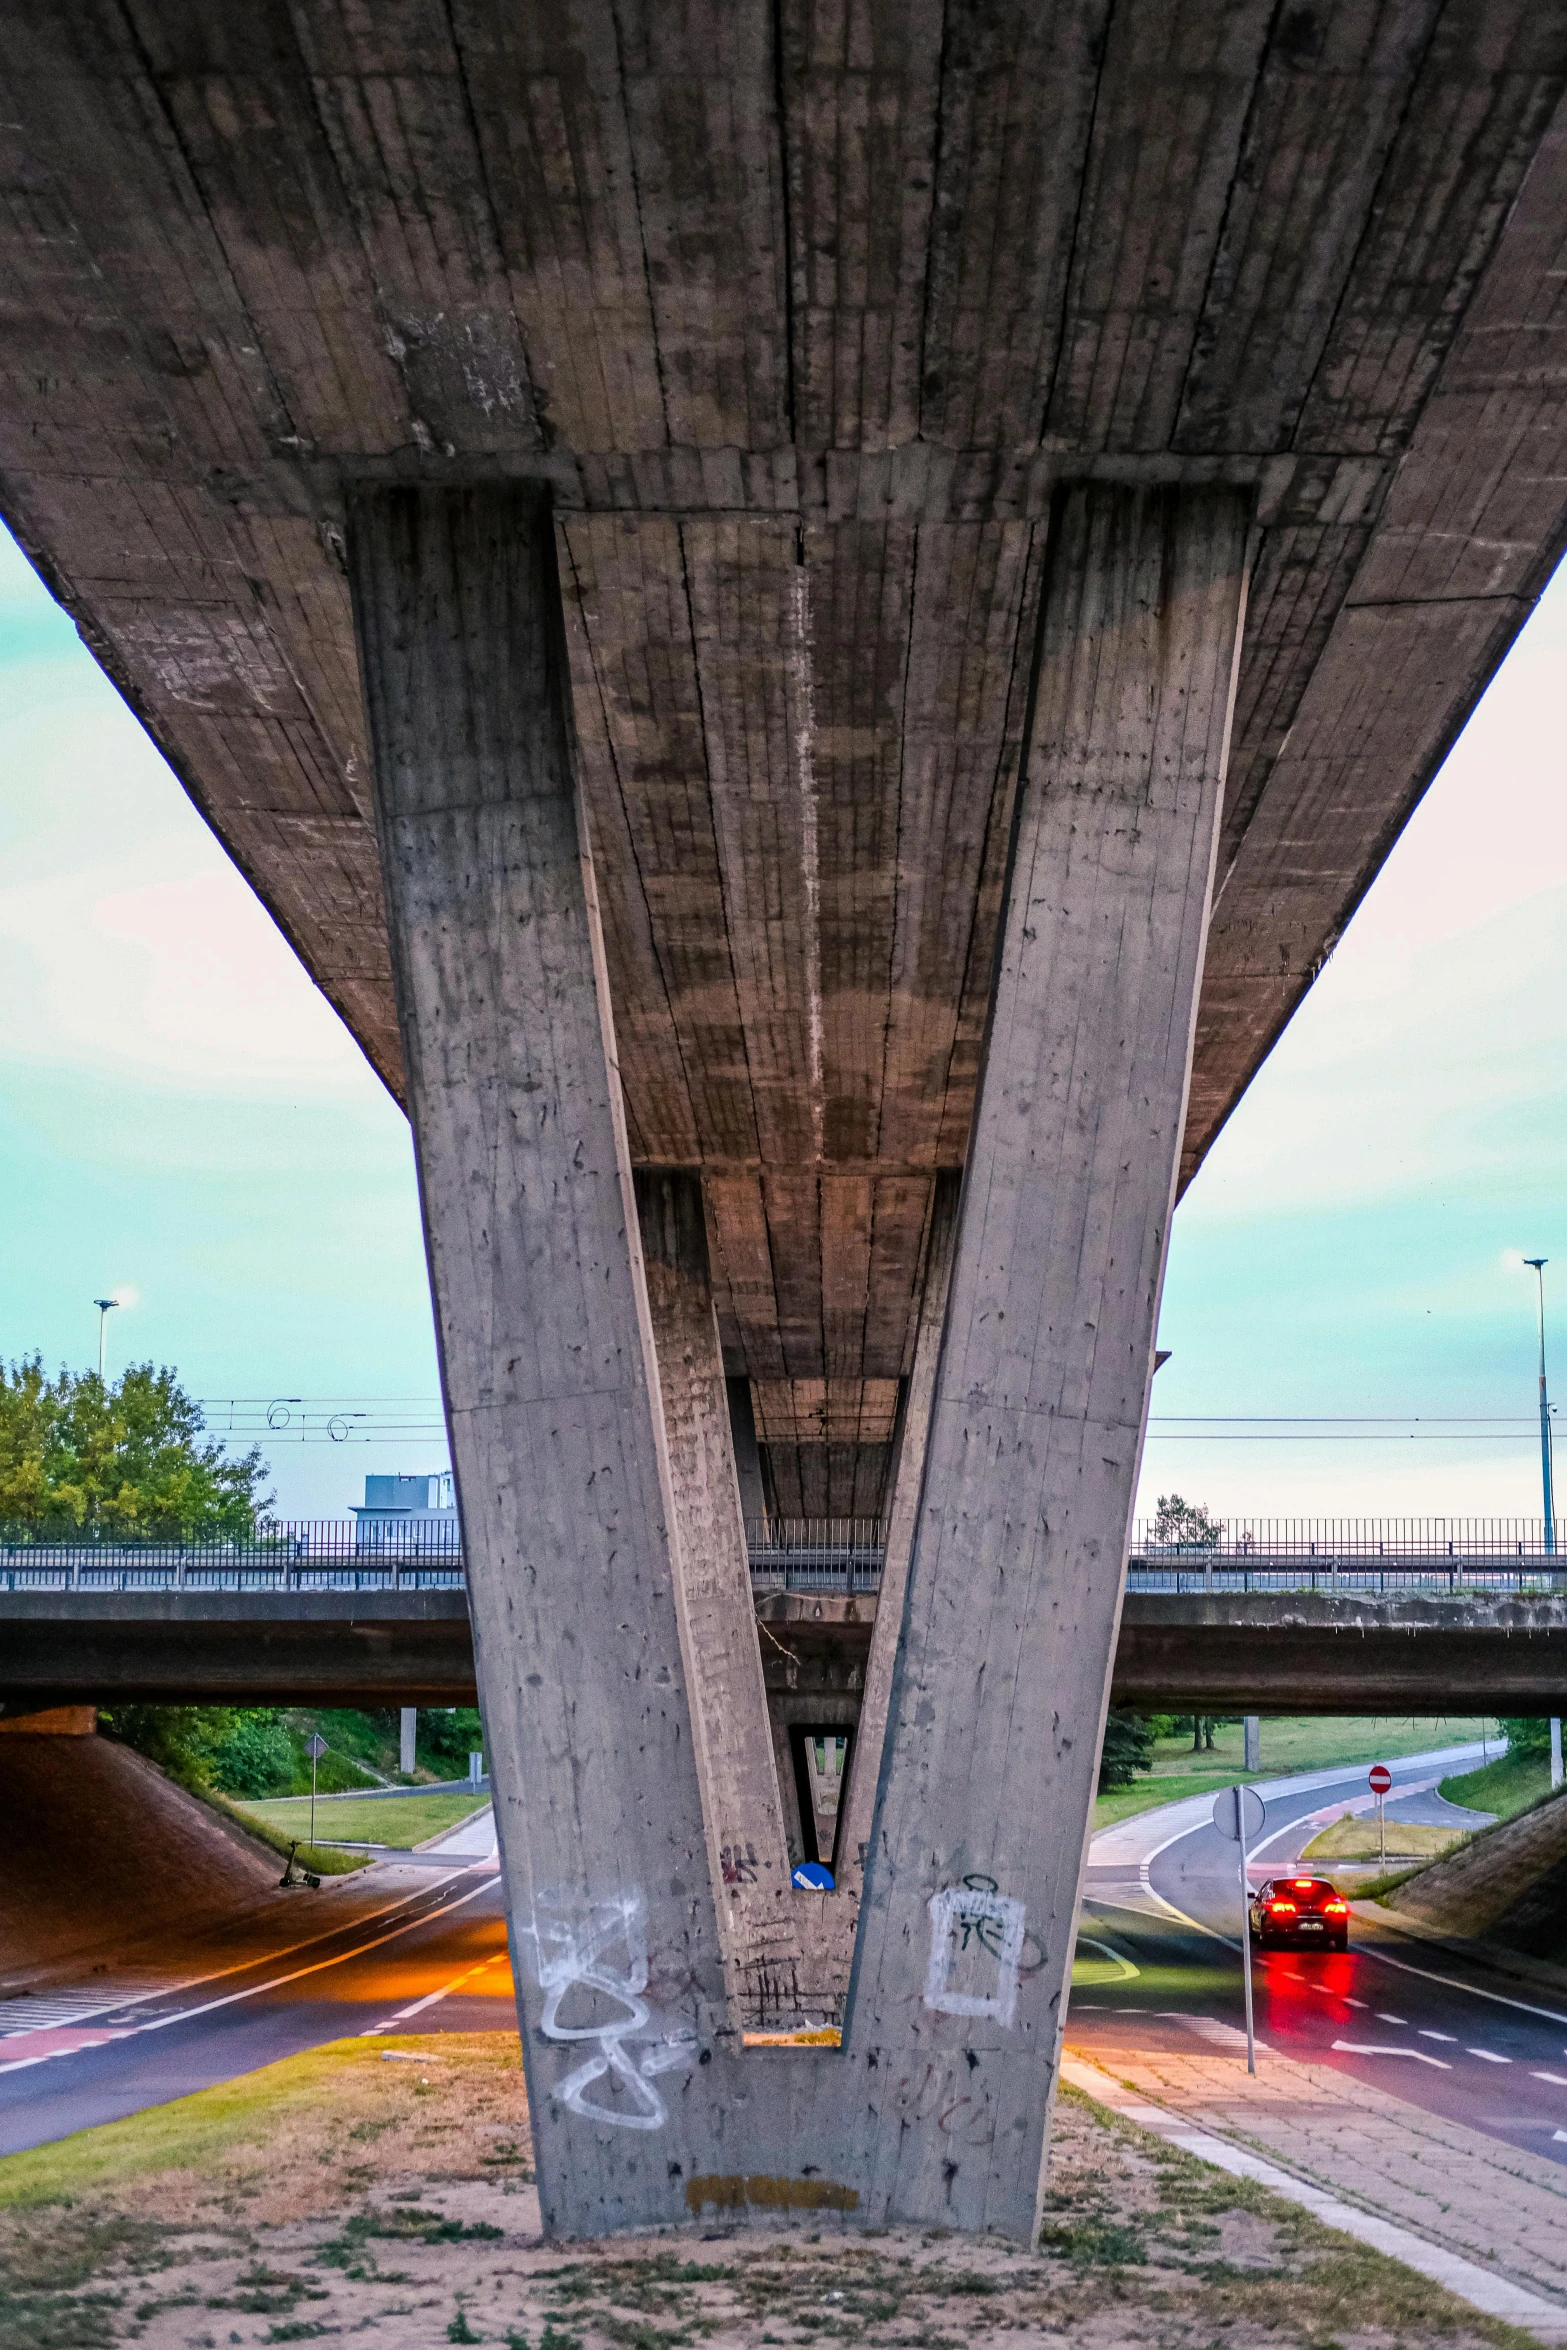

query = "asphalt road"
[
  {"left": 1073, "top": 1747, "right": 1567, "bottom": 2171},
  {"left": 0, "top": 1852, "right": 516, "bottom": 2156},
  {"left": 10, "top": 1752, "right": 1562, "bottom": 2175}
]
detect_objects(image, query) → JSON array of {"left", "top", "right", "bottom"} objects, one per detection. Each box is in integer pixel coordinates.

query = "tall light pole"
[
  {"left": 1524, "top": 1259, "right": 1555, "bottom": 1555},
  {"left": 92, "top": 1296, "right": 119, "bottom": 1381}
]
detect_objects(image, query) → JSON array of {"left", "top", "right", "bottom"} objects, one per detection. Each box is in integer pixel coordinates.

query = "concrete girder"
[{"left": 9, "top": 1587, "right": 1567, "bottom": 1715}]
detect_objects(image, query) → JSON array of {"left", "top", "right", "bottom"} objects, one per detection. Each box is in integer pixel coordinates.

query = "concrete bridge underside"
[
  {"left": 7, "top": 1, "right": 1567, "bottom": 2241},
  {"left": 4, "top": 1587, "right": 1564, "bottom": 1718}
]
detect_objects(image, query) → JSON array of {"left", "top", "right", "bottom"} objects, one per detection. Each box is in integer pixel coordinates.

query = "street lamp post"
[
  {"left": 1524, "top": 1259, "right": 1555, "bottom": 1557},
  {"left": 92, "top": 1297, "right": 119, "bottom": 1382}
]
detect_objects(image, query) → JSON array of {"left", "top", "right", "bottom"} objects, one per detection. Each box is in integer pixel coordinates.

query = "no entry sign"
[{"left": 1368, "top": 1762, "right": 1392, "bottom": 1795}]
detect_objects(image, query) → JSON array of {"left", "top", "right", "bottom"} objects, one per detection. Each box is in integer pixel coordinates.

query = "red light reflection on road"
[{"left": 1254, "top": 1947, "right": 1363, "bottom": 2049}]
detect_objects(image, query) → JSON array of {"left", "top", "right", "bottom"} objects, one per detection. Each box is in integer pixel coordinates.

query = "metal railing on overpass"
[
  {"left": 4, "top": 1516, "right": 1567, "bottom": 1601},
  {"left": 1126, "top": 1516, "right": 1567, "bottom": 1597},
  {"left": 0, "top": 1520, "right": 465, "bottom": 1594},
  {"left": 744, "top": 1518, "right": 883, "bottom": 1593}
]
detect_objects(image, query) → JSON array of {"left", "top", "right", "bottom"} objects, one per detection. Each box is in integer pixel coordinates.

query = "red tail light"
[
  {"left": 1267, "top": 1899, "right": 1298, "bottom": 1916},
  {"left": 1292, "top": 1879, "right": 1315, "bottom": 1890},
  {"left": 1322, "top": 1899, "right": 1348, "bottom": 1916}
]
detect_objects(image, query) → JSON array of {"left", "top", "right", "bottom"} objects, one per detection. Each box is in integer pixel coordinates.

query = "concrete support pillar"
[
  {"left": 1244, "top": 1716, "right": 1260, "bottom": 1773},
  {"left": 400, "top": 1706, "right": 417, "bottom": 1777},
  {"left": 727, "top": 1378, "right": 768, "bottom": 1528},
  {"left": 635, "top": 1171, "right": 795, "bottom": 2014},
  {"left": 348, "top": 485, "right": 750, "bottom": 2236},
  {"left": 838, "top": 484, "right": 1250, "bottom": 2238},
  {"left": 836, "top": 1175, "right": 959, "bottom": 1916},
  {"left": 1552, "top": 1717, "right": 1562, "bottom": 1792}
]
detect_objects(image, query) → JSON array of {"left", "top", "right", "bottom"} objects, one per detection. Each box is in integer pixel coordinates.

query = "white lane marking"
[
  {"left": 1158, "top": 2012, "right": 1274, "bottom": 2056},
  {"left": 361, "top": 1954, "right": 509, "bottom": 2036},
  {"left": 1420, "top": 2030, "right": 1457, "bottom": 2042},
  {"left": 1375, "top": 2012, "right": 1408, "bottom": 2024},
  {"left": 1342, "top": 1996, "right": 1369, "bottom": 2009},
  {"left": 0, "top": 1875, "right": 496, "bottom": 2075},
  {"left": 1533, "top": 2071, "right": 1567, "bottom": 2085},
  {"left": 1332, "top": 2041, "right": 1451, "bottom": 2067},
  {"left": 1469, "top": 2049, "right": 1512, "bottom": 2064},
  {"left": 0, "top": 1873, "right": 467, "bottom": 2049},
  {"left": 1074, "top": 1935, "right": 1140, "bottom": 1982},
  {"left": 1061, "top": 2056, "right": 1559, "bottom": 2328},
  {"left": 1555, "top": 2130, "right": 1567, "bottom": 2143},
  {"left": 1351, "top": 1941, "right": 1567, "bottom": 2030}
]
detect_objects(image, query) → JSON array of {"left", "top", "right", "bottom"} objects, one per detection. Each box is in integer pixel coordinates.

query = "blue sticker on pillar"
[{"left": 792, "top": 1861, "right": 835, "bottom": 1890}]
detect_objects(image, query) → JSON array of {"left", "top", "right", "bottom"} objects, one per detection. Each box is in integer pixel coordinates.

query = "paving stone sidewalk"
[{"left": 1064, "top": 2034, "right": 1567, "bottom": 2337}]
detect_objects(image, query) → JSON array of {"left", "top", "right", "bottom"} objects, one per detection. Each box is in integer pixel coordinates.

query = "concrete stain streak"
[{"left": 789, "top": 557, "right": 825, "bottom": 1164}]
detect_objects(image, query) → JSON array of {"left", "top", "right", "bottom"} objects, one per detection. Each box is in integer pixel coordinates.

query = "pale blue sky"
[{"left": 2, "top": 523, "right": 1564, "bottom": 1526}]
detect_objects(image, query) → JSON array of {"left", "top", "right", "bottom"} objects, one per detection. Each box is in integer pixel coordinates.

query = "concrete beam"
[
  {"left": 835, "top": 1174, "right": 958, "bottom": 1920},
  {"left": 1112, "top": 1592, "right": 1567, "bottom": 1713},
  {"left": 635, "top": 1170, "right": 796, "bottom": 2021},
  {"left": 838, "top": 483, "right": 1252, "bottom": 2238},
  {"left": 0, "top": 1590, "right": 477, "bottom": 1706},
  {"left": 348, "top": 482, "right": 750, "bottom": 2235},
  {"left": 9, "top": 1588, "right": 1567, "bottom": 1715}
]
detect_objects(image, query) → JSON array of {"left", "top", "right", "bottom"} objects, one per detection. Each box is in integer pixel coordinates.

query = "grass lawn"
[
  {"left": 1302, "top": 1817, "right": 1462, "bottom": 1863},
  {"left": 1092, "top": 1715, "right": 1494, "bottom": 1830},
  {"left": 233, "top": 1790, "right": 489, "bottom": 1848},
  {"left": 0, "top": 2036, "right": 1518, "bottom": 2350},
  {"left": 1439, "top": 1748, "right": 1553, "bottom": 1822}
]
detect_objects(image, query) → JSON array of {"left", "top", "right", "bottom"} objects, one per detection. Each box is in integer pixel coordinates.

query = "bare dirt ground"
[{"left": 0, "top": 2032, "right": 1536, "bottom": 2350}]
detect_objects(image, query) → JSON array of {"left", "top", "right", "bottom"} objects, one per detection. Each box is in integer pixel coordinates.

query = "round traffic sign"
[
  {"left": 1212, "top": 1784, "right": 1266, "bottom": 1843},
  {"left": 1368, "top": 1763, "right": 1392, "bottom": 1795}
]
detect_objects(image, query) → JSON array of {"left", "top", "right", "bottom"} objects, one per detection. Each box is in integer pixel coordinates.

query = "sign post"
[
  {"left": 1213, "top": 1784, "right": 1267, "bottom": 2074},
  {"left": 306, "top": 1732, "right": 328, "bottom": 1850},
  {"left": 1368, "top": 1761, "right": 1392, "bottom": 1868}
]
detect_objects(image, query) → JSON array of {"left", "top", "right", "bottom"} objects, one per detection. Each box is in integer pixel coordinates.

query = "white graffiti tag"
[
  {"left": 531, "top": 1892, "right": 698, "bottom": 2131},
  {"left": 924, "top": 1883, "right": 1026, "bottom": 2026}
]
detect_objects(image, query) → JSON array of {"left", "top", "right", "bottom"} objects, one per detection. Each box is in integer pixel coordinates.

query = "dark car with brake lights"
[{"left": 1247, "top": 1876, "right": 1349, "bottom": 1952}]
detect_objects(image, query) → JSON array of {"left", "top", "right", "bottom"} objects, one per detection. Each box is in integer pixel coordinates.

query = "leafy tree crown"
[
  {"left": 0, "top": 1356, "right": 271, "bottom": 1538},
  {"left": 1151, "top": 1492, "right": 1225, "bottom": 1550}
]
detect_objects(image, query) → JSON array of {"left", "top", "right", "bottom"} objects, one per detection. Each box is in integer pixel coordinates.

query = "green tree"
[
  {"left": 1152, "top": 1493, "right": 1225, "bottom": 1549},
  {"left": 102, "top": 1704, "right": 299, "bottom": 1797},
  {"left": 1098, "top": 1711, "right": 1156, "bottom": 1790},
  {"left": 1498, "top": 1716, "right": 1555, "bottom": 1757},
  {"left": 0, "top": 1357, "right": 270, "bottom": 1537},
  {"left": 417, "top": 1706, "right": 486, "bottom": 1779}
]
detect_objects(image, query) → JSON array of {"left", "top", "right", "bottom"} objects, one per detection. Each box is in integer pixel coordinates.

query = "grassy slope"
[
  {"left": 199, "top": 1788, "right": 367, "bottom": 1876},
  {"left": 1092, "top": 1715, "right": 1493, "bottom": 1831},
  {"left": 1439, "top": 1749, "right": 1552, "bottom": 1822},
  {"left": 233, "top": 1790, "right": 488, "bottom": 1848}
]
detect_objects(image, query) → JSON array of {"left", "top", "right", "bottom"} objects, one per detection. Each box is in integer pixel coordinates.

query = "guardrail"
[
  {"left": 6, "top": 1518, "right": 1567, "bottom": 1601},
  {"left": 1126, "top": 1554, "right": 1567, "bottom": 1597},
  {"left": 744, "top": 1517, "right": 883, "bottom": 1593},
  {"left": 1129, "top": 1515, "right": 1565, "bottom": 1558}
]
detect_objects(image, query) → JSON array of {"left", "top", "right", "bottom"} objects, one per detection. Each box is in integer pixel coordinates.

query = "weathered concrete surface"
[
  {"left": 635, "top": 1170, "right": 797, "bottom": 2010},
  {"left": 348, "top": 481, "right": 749, "bottom": 2235},
  {"left": 0, "top": 1589, "right": 476, "bottom": 1707},
  {"left": 8, "top": 1588, "right": 1567, "bottom": 1713},
  {"left": 835, "top": 1176, "right": 957, "bottom": 1917},
  {"left": 1114, "top": 1592, "right": 1567, "bottom": 1711},
  {"left": 3, "top": 8, "right": 1567, "bottom": 1518},
  {"left": 839, "top": 483, "right": 1250, "bottom": 2237}
]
